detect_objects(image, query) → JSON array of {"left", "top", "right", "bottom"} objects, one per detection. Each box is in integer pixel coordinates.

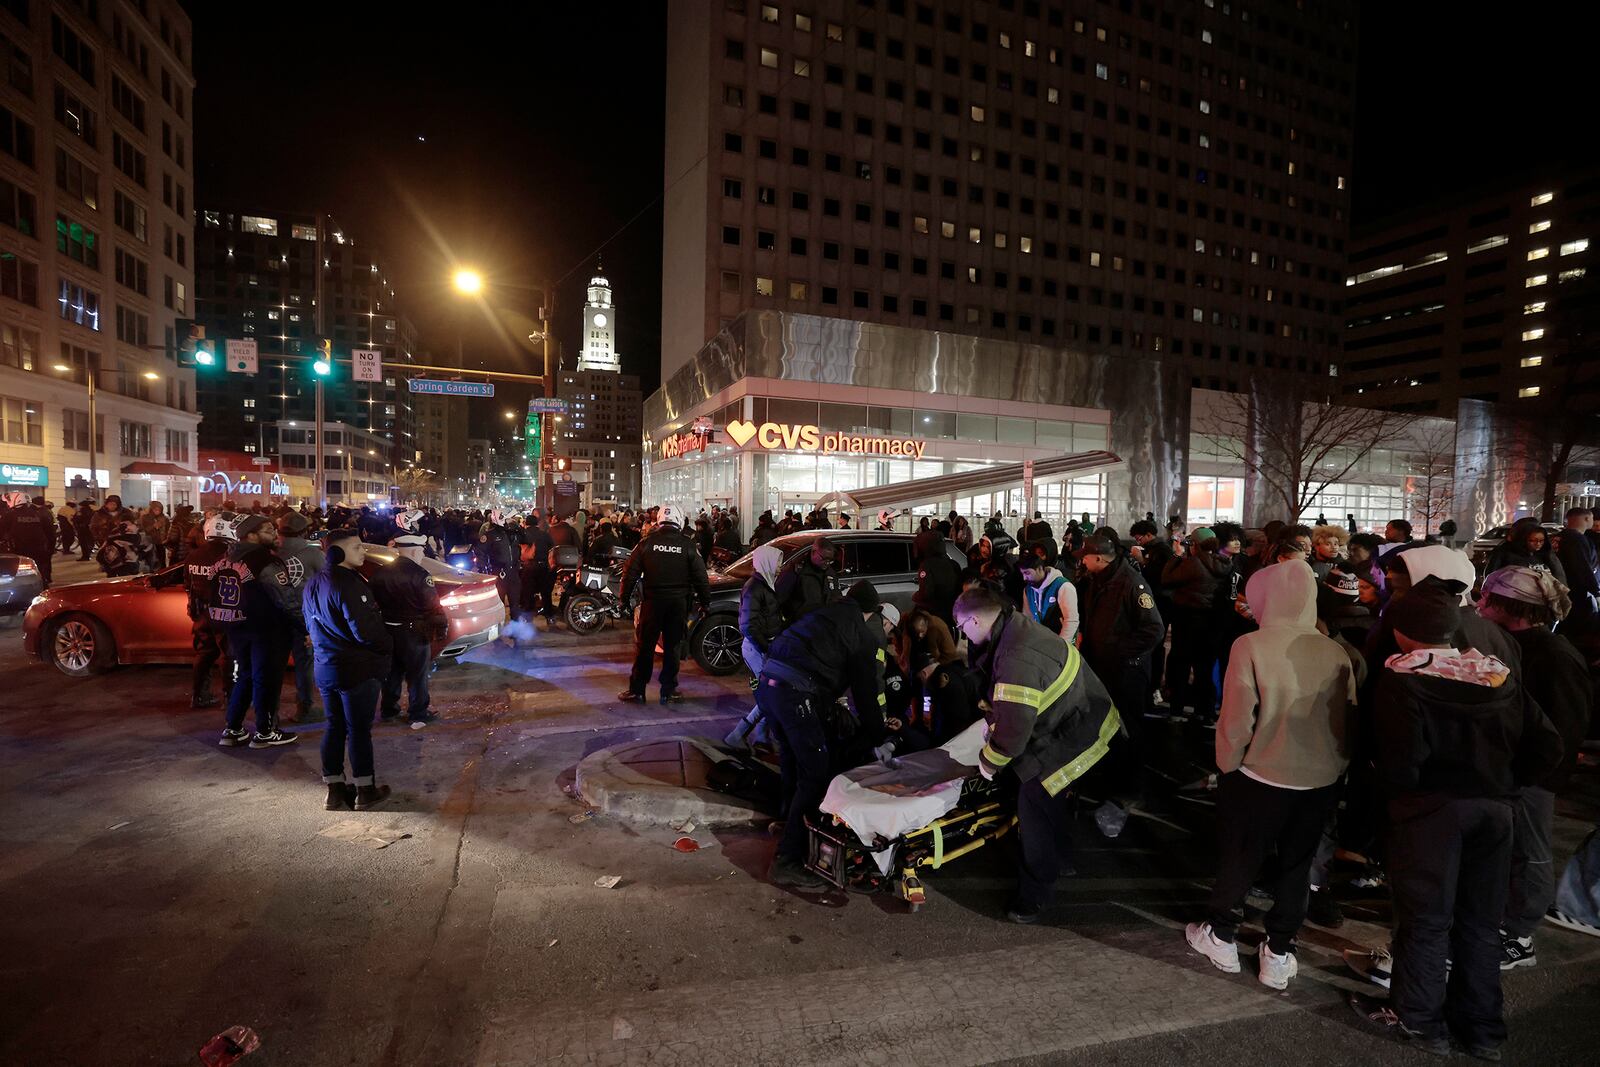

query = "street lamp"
[
  {"left": 452, "top": 268, "right": 483, "bottom": 296},
  {"left": 53, "top": 357, "right": 103, "bottom": 505}
]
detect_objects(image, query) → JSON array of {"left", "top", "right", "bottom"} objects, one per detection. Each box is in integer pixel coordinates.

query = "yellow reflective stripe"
[
  {"left": 877, "top": 694, "right": 887, "bottom": 706},
  {"left": 1041, "top": 705, "right": 1123, "bottom": 797},
  {"left": 876, "top": 647, "right": 885, "bottom": 663},
  {"left": 932, "top": 823, "right": 945, "bottom": 868},
  {"left": 980, "top": 743, "right": 1012, "bottom": 767},
  {"left": 993, "top": 682, "right": 1044, "bottom": 708}
]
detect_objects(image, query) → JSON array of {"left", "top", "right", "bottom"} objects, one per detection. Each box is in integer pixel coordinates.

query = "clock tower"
[{"left": 578, "top": 265, "right": 620, "bottom": 373}]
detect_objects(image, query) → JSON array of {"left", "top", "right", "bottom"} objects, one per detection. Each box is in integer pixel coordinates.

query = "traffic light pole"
[{"left": 313, "top": 217, "right": 326, "bottom": 508}]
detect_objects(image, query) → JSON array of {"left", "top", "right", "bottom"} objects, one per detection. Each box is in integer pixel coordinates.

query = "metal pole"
[
  {"left": 86, "top": 356, "right": 99, "bottom": 506},
  {"left": 541, "top": 286, "right": 554, "bottom": 511},
  {"left": 313, "top": 215, "right": 326, "bottom": 509}
]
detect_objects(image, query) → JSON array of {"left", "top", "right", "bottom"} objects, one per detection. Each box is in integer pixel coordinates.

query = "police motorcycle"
[{"left": 550, "top": 542, "right": 634, "bottom": 635}]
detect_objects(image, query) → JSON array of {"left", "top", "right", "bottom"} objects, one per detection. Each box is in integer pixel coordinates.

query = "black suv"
[{"left": 687, "top": 530, "right": 967, "bottom": 675}]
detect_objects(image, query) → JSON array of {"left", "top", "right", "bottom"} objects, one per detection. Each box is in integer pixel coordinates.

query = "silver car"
[{"left": 0, "top": 553, "right": 45, "bottom": 620}]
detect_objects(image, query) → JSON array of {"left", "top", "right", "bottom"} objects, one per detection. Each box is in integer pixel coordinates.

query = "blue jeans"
[
  {"left": 226, "top": 629, "right": 286, "bottom": 735},
  {"left": 320, "top": 677, "right": 381, "bottom": 786},
  {"left": 382, "top": 628, "right": 433, "bottom": 719}
]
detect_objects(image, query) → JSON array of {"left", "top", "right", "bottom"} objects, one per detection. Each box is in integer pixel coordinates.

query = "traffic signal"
[
  {"left": 312, "top": 338, "right": 333, "bottom": 377},
  {"left": 540, "top": 455, "right": 571, "bottom": 474},
  {"left": 176, "top": 320, "right": 211, "bottom": 367}
]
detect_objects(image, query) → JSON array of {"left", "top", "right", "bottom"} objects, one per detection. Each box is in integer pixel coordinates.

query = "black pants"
[
  {"left": 25, "top": 544, "right": 52, "bottom": 587},
  {"left": 756, "top": 679, "right": 829, "bottom": 862},
  {"left": 382, "top": 627, "right": 433, "bottom": 719},
  {"left": 1168, "top": 607, "right": 1218, "bottom": 716},
  {"left": 192, "top": 618, "right": 232, "bottom": 701},
  {"left": 629, "top": 598, "right": 688, "bottom": 695},
  {"left": 1388, "top": 795, "right": 1513, "bottom": 1049},
  {"left": 58, "top": 523, "right": 75, "bottom": 554},
  {"left": 1016, "top": 774, "right": 1078, "bottom": 908},
  {"left": 225, "top": 628, "right": 287, "bottom": 735},
  {"left": 1085, "top": 655, "right": 1149, "bottom": 804},
  {"left": 75, "top": 528, "right": 92, "bottom": 560},
  {"left": 495, "top": 566, "right": 521, "bottom": 620},
  {"left": 1205, "top": 771, "right": 1338, "bottom": 953}
]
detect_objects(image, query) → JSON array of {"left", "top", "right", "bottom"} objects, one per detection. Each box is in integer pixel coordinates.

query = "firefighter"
[
  {"left": 616, "top": 505, "right": 711, "bottom": 704},
  {"left": 953, "top": 585, "right": 1122, "bottom": 923}
]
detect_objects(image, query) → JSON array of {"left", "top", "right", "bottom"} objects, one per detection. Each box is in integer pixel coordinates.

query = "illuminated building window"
[
  {"left": 1522, "top": 328, "right": 1544, "bottom": 341},
  {"left": 1527, "top": 247, "right": 1549, "bottom": 261},
  {"left": 754, "top": 276, "right": 773, "bottom": 296},
  {"left": 1521, "top": 356, "right": 1543, "bottom": 368},
  {"left": 1519, "top": 386, "right": 1542, "bottom": 398},
  {"left": 759, "top": 48, "right": 778, "bottom": 68},
  {"left": 1531, "top": 192, "right": 1554, "bottom": 206},
  {"left": 1560, "top": 238, "right": 1589, "bottom": 255},
  {"left": 1524, "top": 301, "right": 1545, "bottom": 314},
  {"left": 1526, "top": 275, "right": 1548, "bottom": 287},
  {"left": 1466, "top": 234, "right": 1507, "bottom": 254},
  {"left": 1529, "top": 220, "right": 1551, "bottom": 234}
]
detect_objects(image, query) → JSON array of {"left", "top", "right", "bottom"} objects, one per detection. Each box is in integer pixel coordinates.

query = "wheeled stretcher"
[{"left": 804, "top": 721, "right": 1017, "bottom": 910}]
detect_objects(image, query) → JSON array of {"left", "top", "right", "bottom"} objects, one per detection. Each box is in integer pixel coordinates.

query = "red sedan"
[{"left": 23, "top": 547, "right": 507, "bottom": 677}]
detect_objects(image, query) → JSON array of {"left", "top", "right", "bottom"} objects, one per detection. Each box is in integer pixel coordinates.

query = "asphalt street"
[{"left": 1, "top": 557, "right": 1597, "bottom": 1066}]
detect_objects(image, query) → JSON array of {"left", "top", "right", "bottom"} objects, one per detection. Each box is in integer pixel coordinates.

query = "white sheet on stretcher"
[{"left": 819, "top": 720, "right": 987, "bottom": 874}]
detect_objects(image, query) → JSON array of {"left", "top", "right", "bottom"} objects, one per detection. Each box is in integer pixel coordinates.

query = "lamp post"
[{"left": 53, "top": 353, "right": 103, "bottom": 505}]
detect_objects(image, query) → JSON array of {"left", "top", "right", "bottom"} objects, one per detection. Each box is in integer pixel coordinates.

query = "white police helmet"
[
  {"left": 877, "top": 509, "right": 896, "bottom": 527},
  {"left": 394, "top": 508, "right": 425, "bottom": 533},
  {"left": 203, "top": 511, "right": 239, "bottom": 541},
  {"left": 657, "top": 504, "right": 681, "bottom": 526}
]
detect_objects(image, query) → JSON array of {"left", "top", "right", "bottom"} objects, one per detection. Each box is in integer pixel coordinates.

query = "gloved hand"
[{"left": 872, "top": 741, "right": 897, "bottom": 764}]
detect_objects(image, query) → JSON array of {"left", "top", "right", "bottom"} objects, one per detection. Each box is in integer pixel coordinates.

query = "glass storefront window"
[
  {"left": 763, "top": 398, "right": 819, "bottom": 426},
  {"left": 1073, "top": 422, "right": 1110, "bottom": 450},
  {"left": 997, "top": 416, "right": 1035, "bottom": 445},
  {"left": 818, "top": 402, "right": 870, "bottom": 431},
  {"left": 956, "top": 413, "right": 996, "bottom": 442},
  {"left": 915, "top": 410, "right": 956, "bottom": 439},
  {"left": 1035, "top": 420, "right": 1072, "bottom": 449}
]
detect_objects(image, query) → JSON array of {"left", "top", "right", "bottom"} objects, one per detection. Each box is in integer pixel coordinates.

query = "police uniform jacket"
[
  {"left": 303, "top": 564, "right": 393, "bottom": 684},
  {"left": 972, "top": 609, "right": 1121, "bottom": 795},
  {"left": 619, "top": 524, "right": 711, "bottom": 606},
  {"left": 1077, "top": 556, "right": 1165, "bottom": 670},
  {"left": 760, "top": 601, "right": 889, "bottom": 740},
  {"left": 370, "top": 556, "right": 447, "bottom": 634}
]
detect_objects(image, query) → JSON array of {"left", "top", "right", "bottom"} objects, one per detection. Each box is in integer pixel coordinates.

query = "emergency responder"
[
  {"left": 477, "top": 508, "right": 522, "bottom": 619},
  {"left": 953, "top": 585, "right": 1122, "bottom": 923},
  {"left": 756, "top": 584, "right": 893, "bottom": 888},
  {"left": 2, "top": 494, "right": 56, "bottom": 587},
  {"left": 72, "top": 499, "right": 94, "bottom": 559},
  {"left": 518, "top": 514, "right": 556, "bottom": 619},
  {"left": 372, "top": 513, "right": 448, "bottom": 728},
  {"left": 776, "top": 537, "right": 837, "bottom": 623},
  {"left": 1073, "top": 532, "right": 1167, "bottom": 834},
  {"left": 304, "top": 530, "right": 395, "bottom": 810},
  {"left": 211, "top": 514, "right": 297, "bottom": 748},
  {"left": 262, "top": 511, "right": 326, "bottom": 722},
  {"left": 173, "top": 511, "right": 237, "bottom": 707},
  {"left": 617, "top": 504, "right": 711, "bottom": 704}
]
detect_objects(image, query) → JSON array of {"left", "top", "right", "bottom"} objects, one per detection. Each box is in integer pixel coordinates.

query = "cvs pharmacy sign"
[{"left": 723, "top": 420, "right": 928, "bottom": 459}]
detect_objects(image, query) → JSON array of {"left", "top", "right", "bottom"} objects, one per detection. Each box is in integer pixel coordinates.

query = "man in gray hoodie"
[
  {"left": 725, "top": 543, "right": 785, "bottom": 749},
  {"left": 263, "top": 511, "right": 327, "bottom": 722},
  {"left": 1186, "top": 561, "right": 1354, "bottom": 991}
]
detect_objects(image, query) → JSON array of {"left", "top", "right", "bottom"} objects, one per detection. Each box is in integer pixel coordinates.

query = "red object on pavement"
[
  {"left": 673, "top": 837, "right": 700, "bottom": 852},
  {"left": 198, "top": 1026, "right": 260, "bottom": 1066}
]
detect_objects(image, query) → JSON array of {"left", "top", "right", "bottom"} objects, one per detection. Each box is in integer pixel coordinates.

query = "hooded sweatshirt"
[
  {"left": 739, "top": 544, "right": 785, "bottom": 651},
  {"left": 1364, "top": 546, "right": 1522, "bottom": 674},
  {"left": 1215, "top": 561, "right": 1354, "bottom": 789}
]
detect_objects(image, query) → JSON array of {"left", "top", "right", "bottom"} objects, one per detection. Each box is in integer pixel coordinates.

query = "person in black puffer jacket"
[
  {"left": 912, "top": 529, "right": 962, "bottom": 626},
  {"left": 303, "top": 531, "right": 395, "bottom": 811}
]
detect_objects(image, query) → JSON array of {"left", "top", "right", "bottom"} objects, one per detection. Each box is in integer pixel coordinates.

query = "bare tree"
[
  {"left": 1194, "top": 378, "right": 1417, "bottom": 524},
  {"left": 1405, "top": 421, "right": 1456, "bottom": 535},
  {"left": 393, "top": 466, "right": 443, "bottom": 507}
]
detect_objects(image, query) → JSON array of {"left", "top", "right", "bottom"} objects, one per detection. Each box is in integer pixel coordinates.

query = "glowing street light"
[{"left": 452, "top": 268, "right": 484, "bottom": 295}]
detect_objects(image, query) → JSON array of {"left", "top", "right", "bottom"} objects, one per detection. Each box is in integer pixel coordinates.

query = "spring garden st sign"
[{"left": 724, "top": 420, "right": 928, "bottom": 459}]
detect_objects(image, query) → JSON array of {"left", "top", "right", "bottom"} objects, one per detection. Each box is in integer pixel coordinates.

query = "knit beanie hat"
[{"left": 844, "top": 579, "right": 883, "bottom": 613}]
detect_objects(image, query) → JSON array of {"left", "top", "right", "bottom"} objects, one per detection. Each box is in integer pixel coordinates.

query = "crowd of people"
[{"left": 713, "top": 503, "right": 1598, "bottom": 1060}]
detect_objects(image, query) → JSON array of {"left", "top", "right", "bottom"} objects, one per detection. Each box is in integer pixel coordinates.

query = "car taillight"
[
  {"left": 440, "top": 585, "right": 501, "bottom": 609},
  {"left": 14, "top": 562, "right": 37, "bottom": 576}
]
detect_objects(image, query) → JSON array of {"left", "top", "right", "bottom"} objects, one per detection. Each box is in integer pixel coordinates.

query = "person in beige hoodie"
[{"left": 1186, "top": 561, "right": 1356, "bottom": 990}]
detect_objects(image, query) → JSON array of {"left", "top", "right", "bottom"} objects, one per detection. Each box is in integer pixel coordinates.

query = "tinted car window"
[{"left": 847, "top": 540, "right": 912, "bottom": 577}]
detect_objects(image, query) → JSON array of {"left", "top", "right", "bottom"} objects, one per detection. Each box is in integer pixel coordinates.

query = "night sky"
[{"left": 189, "top": 1, "right": 1597, "bottom": 405}]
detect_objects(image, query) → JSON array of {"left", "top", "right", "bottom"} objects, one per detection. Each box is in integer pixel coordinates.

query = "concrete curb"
[{"left": 576, "top": 735, "right": 770, "bottom": 828}]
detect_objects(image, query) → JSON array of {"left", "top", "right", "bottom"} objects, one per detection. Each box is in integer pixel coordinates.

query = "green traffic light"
[
  {"left": 195, "top": 345, "right": 216, "bottom": 366},
  {"left": 313, "top": 358, "right": 332, "bottom": 376}
]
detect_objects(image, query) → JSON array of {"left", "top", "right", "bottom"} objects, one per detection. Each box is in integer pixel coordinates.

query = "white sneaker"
[
  {"left": 1185, "top": 922, "right": 1241, "bottom": 973},
  {"left": 1259, "top": 945, "right": 1298, "bottom": 989},
  {"left": 1343, "top": 946, "right": 1392, "bottom": 989},
  {"left": 1546, "top": 908, "right": 1600, "bottom": 939}
]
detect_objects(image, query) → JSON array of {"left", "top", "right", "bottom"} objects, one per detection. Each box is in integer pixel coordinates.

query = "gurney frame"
[{"left": 804, "top": 778, "right": 1017, "bottom": 911}]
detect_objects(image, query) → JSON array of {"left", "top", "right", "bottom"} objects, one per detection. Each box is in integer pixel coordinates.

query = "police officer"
[
  {"left": 262, "top": 511, "right": 326, "bottom": 722},
  {"left": 176, "top": 511, "right": 237, "bottom": 708},
  {"left": 372, "top": 513, "right": 448, "bottom": 728},
  {"left": 954, "top": 585, "right": 1122, "bottom": 923},
  {"left": 756, "top": 586, "right": 893, "bottom": 888},
  {"left": 303, "top": 530, "right": 394, "bottom": 810},
  {"left": 519, "top": 514, "right": 555, "bottom": 620},
  {"left": 477, "top": 508, "right": 521, "bottom": 619},
  {"left": 1073, "top": 532, "right": 1166, "bottom": 832},
  {"left": 617, "top": 504, "right": 711, "bottom": 704},
  {"left": 1, "top": 494, "right": 56, "bottom": 587},
  {"left": 211, "top": 514, "right": 298, "bottom": 748}
]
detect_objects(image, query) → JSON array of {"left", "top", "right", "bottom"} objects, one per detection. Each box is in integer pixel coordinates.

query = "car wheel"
[
  {"left": 691, "top": 614, "right": 745, "bottom": 676},
  {"left": 564, "top": 593, "right": 608, "bottom": 635},
  {"left": 46, "top": 613, "right": 116, "bottom": 677}
]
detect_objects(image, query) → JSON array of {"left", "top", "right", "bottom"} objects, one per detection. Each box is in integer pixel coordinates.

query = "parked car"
[
  {"left": 687, "top": 530, "right": 968, "bottom": 675},
  {"left": 23, "top": 546, "right": 507, "bottom": 678},
  {"left": 0, "top": 553, "right": 45, "bottom": 622}
]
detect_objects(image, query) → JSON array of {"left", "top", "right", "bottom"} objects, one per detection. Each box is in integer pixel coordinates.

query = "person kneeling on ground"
[
  {"left": 755, "top": 585, "right": 891, "bottom": 889},
  {"left": 303, "top": 531, "right": 395, "bottom": 811},
  {"left": 953, "top": 585, "right": 1121, "bottom": 925}
]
